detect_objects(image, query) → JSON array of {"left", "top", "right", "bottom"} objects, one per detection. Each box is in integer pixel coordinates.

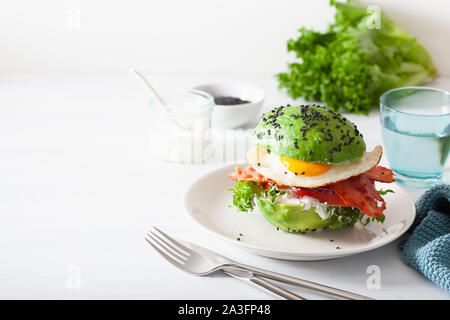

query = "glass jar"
[{"left": 148, "top": 90, "right": 214, "bottom": 164}]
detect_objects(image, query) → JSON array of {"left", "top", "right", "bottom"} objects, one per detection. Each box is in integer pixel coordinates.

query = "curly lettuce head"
[{"left": 277, "top": 0, "right": 436, "bottom": 115}]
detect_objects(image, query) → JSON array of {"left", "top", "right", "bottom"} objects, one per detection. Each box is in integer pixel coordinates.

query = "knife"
[{"left": 223, "top": 267, "right": 305, "bottom": 300}]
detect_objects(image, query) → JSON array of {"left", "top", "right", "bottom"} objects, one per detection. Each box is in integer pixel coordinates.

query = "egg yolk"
[{"left": 280, "top": 156, "right": 331, "bottom": 177}]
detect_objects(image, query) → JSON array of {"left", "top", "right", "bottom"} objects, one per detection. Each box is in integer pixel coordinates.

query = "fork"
[
  {"left": 145, "top": 227, "right": 373, "bottom": 300},
  {"left": 145, "top": 227, "right": 305, "bottom": 300}
]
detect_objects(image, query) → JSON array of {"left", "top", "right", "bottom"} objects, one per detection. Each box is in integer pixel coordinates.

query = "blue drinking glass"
[{"left": 380, "top": 87, "right": 450, "bottom": 188}]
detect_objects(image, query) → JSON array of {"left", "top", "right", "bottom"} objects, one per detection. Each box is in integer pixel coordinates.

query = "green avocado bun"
[
  {"left": 257, "top": 199, "right": 330, "bottom": 231},
  {"left": 253, "top": 104, "right": 366, "bottom": 164},
  {"left": 256, "top": 199, "right": 364, "bottom": 232}
]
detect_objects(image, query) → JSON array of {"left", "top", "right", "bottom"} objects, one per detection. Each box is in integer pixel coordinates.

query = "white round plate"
[{"left": 184, "top": 164, "right": 416, "bottom": 261}]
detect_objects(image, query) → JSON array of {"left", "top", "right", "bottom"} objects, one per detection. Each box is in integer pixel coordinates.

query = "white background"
[
  {"left": 0, "top": 0, "right": 449, "bottom": 75},
  {"left": 0, "top": 1, "right": 449, "bottom": 300}
]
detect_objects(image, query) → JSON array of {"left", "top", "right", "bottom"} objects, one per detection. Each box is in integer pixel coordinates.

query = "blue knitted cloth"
[{"left": 401, "top": 184, "right": 450, "bottom": 292}]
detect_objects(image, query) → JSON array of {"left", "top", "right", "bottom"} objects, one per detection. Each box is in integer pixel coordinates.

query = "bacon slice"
[
  {"left": 364, "top": 166, "right": 395, "bottom": 183},
  {"left": 328, "top": 174, "right": 386, "bottom": 218},
  {"left": 228, "top": 165, "right": 269, "bottom": 183}
]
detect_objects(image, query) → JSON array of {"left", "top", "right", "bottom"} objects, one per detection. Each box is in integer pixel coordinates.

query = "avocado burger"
[{"left": 228, "top": 104, "right": 395, "bottom": 232}]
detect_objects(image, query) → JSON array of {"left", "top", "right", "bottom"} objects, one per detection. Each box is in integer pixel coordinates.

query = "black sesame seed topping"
[
  {"left": 258, "top": 104, "right": 363, "bottom": 164},
  {"left": 274, "top": 132, "right": 283, "bottom": 141}
]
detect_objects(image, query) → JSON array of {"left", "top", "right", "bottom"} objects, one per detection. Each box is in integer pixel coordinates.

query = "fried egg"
[{"left": 247, "top": 145, "right": 382, "bottom": 188}]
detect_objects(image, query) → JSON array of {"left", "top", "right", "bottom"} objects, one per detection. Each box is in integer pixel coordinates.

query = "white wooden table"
[{"left": 0, "top": 74, "right": 448, "bottom": 299}]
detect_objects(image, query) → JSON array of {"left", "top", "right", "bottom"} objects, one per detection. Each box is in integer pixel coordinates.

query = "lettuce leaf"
[
  {"left": 277, "top": 0, "right": 436, "bottom": 114},
  {"left": 227, "top": 181, "right": 264, "bottom": 212},
  {"left": 327, "top": 206, "right": 365, "bottom": 229},
  {"left": 228, "top": 181, "right": 284, "bottom": 212}
]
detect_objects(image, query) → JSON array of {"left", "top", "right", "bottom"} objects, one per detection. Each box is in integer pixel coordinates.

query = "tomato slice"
[{"left": 288, "top": 186, "right": 349, "bottom": 207}]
